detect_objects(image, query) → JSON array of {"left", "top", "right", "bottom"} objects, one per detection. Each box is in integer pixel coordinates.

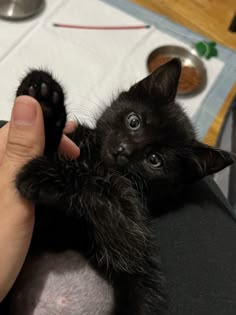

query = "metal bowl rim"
[{"left": 147, "top": 45, "right": 207, "bottom": 96}]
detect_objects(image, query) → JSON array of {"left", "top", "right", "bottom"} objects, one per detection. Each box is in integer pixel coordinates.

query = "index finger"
[{"left": 58, "top": 135, "right": 80, "bottom": 159}]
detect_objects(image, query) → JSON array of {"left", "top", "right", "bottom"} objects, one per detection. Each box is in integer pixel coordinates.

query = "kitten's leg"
[
  {"left": 84, "top": 176, "right": 166, "bottom": 314},
  {"left": 16, "top": 156, "right": 77, "bottom": 210},
  {"left": 17, "top": 157, "right": 149, "bottom": 273},
  {"left": 83, "top": 180, "right": 166, "bottom": 314},
  {"left": 17, "top": 70, "right": 66, "bottom": 155}
]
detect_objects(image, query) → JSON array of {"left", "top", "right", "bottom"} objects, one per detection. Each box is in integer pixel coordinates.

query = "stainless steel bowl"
[
  {"left": 147, "top": 45, "right": 207, "bottom": 97},
  {"left": 0, "top": 0, "right": 45, "bottom": 20}
]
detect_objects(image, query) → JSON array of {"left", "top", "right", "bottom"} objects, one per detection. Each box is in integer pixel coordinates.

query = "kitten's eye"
[
  {"left": 126, "top": 113, "right": 141, "bottom": 131},
  {"left": 147, "top": 153, "right": 163, "bottom": 168}
]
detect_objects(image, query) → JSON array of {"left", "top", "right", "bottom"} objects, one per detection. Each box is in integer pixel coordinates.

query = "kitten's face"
[
  {"left": 97, "top": 59, "right": 235, "bottom": 186},
  {"left": 98, "top": 96, "right": 193, "bottom": 183}
]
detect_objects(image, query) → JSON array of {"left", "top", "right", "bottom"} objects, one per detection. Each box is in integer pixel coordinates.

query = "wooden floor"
[
  {"left": 132, "top": 0, "right": 236, "bottom": 51},
  {"left": 131, "top": 0, "right": 236, "bottom": 144}
]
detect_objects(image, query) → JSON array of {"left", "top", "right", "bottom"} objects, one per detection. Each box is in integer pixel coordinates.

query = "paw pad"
[
  {"left": 17, "top": 70, "right": 64, "bottom": 108},
  {"left": 41, "top": 82, "right": 48, "bottom": 97},
  {"left": 52, "top": 91, "right": 60, "bottom": 104},
  {"left": 28, "top": 86, "right": 36, "bottom": 97}
]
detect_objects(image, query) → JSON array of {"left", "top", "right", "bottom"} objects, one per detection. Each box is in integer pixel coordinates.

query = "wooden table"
[
  {"left": 132, "top": 0, "right": 236, "bottom": 145},
  {"left": 132, "top": 0, "right": 236, "bottom": 51}
]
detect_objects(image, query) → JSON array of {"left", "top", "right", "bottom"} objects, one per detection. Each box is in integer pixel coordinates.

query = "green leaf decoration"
[{"left": 195, "top": 41, "right": 218, "bottom": 59}]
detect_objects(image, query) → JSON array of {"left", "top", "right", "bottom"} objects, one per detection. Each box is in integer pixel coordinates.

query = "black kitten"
[{"left": 6, "top": 59, "right": 235, "bottom": 314}]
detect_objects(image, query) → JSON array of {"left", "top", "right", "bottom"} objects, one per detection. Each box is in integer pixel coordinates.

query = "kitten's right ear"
[
  {"left": 185, "top": 141, "right": 236, "bottom": 181},
  {"left": 128, "top": 58, "right": 181, "bottom": 102}
]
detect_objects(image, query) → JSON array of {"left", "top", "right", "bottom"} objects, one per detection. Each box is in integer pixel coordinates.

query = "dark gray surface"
[{"left": 155, "top": 177, "right": 236, "bottom": 315}]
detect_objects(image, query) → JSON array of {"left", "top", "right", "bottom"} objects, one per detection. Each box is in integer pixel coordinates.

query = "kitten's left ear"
[
  {"left": 129, "top": 58, "right": 181, "bottom": 102},
  {"left": 186, "top": 141, "right": 236, "bottom": 180}
]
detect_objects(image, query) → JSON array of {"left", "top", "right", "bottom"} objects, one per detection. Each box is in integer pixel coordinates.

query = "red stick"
[{"left": 53, "top": 23, "right": 150, "bottom": 30}]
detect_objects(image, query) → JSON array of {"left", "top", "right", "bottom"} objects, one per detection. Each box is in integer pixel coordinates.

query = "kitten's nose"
[
  {"left": 117, "top": 143, "right": 126, "bottom": 154},
  {"left": 112, "top": 143, "right": 128, "bottom": 157}
]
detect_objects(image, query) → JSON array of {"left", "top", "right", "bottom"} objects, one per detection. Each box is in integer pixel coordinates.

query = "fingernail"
[{"left": 12, "top": 100, "right": 37, "bottom": 125}]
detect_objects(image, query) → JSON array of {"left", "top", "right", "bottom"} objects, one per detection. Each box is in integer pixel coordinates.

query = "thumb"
[
  {"left": 3, "top": 96, "right": 45, "bottom": 174},
  {"left": 0, "top": 97, "right": 45, "bottom": 300}
]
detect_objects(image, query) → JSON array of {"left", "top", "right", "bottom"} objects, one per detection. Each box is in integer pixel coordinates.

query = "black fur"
[{"left": 3, "top": 59, "right": 235, "bottom": 314}]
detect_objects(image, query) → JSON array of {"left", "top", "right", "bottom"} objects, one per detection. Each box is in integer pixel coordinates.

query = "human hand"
[{"left": 0, "top": 96, "right": 80, "bottom": 301}]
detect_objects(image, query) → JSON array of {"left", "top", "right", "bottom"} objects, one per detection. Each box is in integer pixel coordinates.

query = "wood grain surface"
[{"left": 132, "top": 0, "right": 236, "bottom": 51}]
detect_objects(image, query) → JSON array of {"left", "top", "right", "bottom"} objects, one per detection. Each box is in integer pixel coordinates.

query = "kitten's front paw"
[
  {"left": 16, "top": 157, "right": 65, "bottom": 208},
  {"left": 17, "top": 70, "right": 67, "bottom": 154},
  {"left": 17, "top": 70, "right": 65, "bottom": 118}
]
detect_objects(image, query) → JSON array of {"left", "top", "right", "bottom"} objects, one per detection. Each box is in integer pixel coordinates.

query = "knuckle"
[{"left": 6, "top": 134, "right": 39, "bottom": 160}]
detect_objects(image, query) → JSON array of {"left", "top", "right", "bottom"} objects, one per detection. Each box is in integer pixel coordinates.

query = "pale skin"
[{"left": 0, "top": 96, "right": 80, "bottom": 302}]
